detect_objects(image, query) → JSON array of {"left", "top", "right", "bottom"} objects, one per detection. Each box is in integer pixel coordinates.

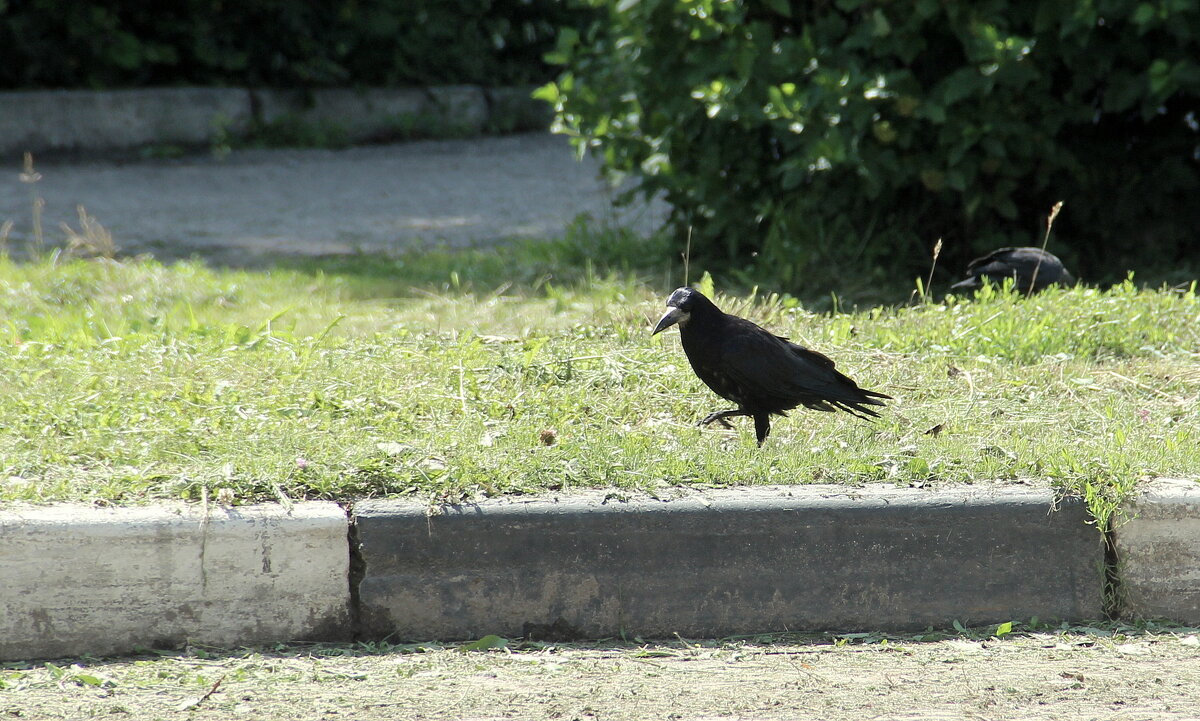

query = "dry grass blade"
[
  {"left": 0, "top": 219, "right": 12, "bottom": 256},
  {"left": 176, "top": 674, "right": 225, "bottom": 711},
  {"left": 60, "top": 205, "right": 118, "bottom": 259},
  {"left": 925, "top": 237, "right": 943, "bottom": 303},
  {"left": 683, "top": 225, "right": 693, "bottom": 287},
  {"left": 19, "top": 152, "right": 45, "bottom": 250},
  {"left": 1029, "top": 200, "right": 1064, "bottom": 297}
]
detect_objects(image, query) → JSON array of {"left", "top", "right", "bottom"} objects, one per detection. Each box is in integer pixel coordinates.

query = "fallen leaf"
[
  {"left": 1115, "top": 643, "right": 1151, "bottom": 655},
  {"left": 458, "top": 635, "right": 508, "bottom": 652},
  {"left": 376, "top": 441, "right": 413, "bottom": 456}
]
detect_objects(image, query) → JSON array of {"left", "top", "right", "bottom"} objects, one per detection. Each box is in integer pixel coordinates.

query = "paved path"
[{"left": 1, "top": 134, "right": 666, "bottom": 265}]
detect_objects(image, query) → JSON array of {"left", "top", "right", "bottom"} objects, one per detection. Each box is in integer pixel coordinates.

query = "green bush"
[
  {"left": 0, "top": 0, "right": 585, "bottom": 89},
  {"left": 541, "top": 0, "right": 1200, "bottom": 293}
]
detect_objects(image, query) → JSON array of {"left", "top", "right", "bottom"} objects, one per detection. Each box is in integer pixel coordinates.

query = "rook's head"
[{"left": 652, "top": 287, "right": 709, "bottom": 335}]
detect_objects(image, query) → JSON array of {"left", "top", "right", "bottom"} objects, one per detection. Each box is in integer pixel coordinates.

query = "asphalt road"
[{"left": 1, "top": 133, "right": 666, "bottom": 266}]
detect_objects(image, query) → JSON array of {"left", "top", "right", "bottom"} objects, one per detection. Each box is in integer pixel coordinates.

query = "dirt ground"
[{"left": 5, "top": 631, "right": 1200, "bottom": 721}]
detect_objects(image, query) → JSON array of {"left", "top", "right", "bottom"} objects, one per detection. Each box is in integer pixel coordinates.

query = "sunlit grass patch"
[{"left": 1, "top": 251, "right": 1197, "bottom": 527}]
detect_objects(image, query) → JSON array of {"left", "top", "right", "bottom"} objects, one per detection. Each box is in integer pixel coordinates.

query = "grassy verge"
[{"left": 1, "top": 238, "right": 1197, "bottom": 523}]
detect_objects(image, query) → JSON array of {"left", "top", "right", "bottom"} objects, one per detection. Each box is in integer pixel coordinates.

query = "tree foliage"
[
  {"left": 540, "top": 0, "right": 1200, "bottom": 291},
  {"left": 0, "top": 0, "right": 583, "bottom": 89}
]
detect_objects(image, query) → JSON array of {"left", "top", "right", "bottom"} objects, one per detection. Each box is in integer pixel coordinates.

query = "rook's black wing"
[
  {"left": 708, "top": 319, "right": 889, "bottom": 418},
  {"left": 953, "top": 247, "right": 1072, "bottom": 292}
]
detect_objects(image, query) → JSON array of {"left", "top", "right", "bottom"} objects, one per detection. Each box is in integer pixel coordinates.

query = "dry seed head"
[
  {"left": 1047, "top": 201, "right": 1063, "bottom": 230},
  {"left": 19, "top": 152, "right": 41, "bottom": 184}
]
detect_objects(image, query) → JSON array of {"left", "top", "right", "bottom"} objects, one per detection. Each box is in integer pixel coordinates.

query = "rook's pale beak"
[{"left": 652, "top": 306, "right": 686, "bottom": 335}]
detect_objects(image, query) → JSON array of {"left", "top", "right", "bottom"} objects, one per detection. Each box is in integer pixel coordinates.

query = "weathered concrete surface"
[
  {"left": 254, "top": 88, "right": 427, "bottom": 141},
  {"left": 0, "top": 85, "right": 537, "bottom": 158},
  {"left": 427, "top": 86, "right": 490, "bottom": 134},
  {"left": 0, "top": 502, "right": 350, "bottom": 662},
  {"left": 354, "top": 485, "right": 1104, "bottom": 641},
  {"left": 0, "top": 88, "right": 252, "bottom": 156},
  {"left": 484, "top": 86, "right": 554, "bottom": 132},
  {"left": 254, "top": 86, "right": 488, "bottom": 141},
  {"left": 1115, "top": 478, "right": 1200, "bottom": 624}
]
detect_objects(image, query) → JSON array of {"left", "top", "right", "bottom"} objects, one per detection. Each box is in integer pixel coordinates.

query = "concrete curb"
[
  {"left": 0, "top": 85, "right": 550, "bottom": 157},
  {"left": 4, "top": 480, "right": 1198, "bottom": 662},
  {"left": 353, "top": 485, "right": 1104, "bottom": 641},
  {"left": 0, "top": 502, "right": 350, "bottom": 662},
  {"left": 1115, "top": 478, "right": 1200, "bottom": 624}
]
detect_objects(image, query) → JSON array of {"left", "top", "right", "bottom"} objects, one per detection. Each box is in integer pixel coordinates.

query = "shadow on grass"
[
  {"left": 7, "top": 204, "right": 1197, "bottom": 310},
  {"left": 269, "top": 236, "right": 1200, "bottom": 312},
  {"left": 264, "top": 218, "right": 681, "bottom": 301}
]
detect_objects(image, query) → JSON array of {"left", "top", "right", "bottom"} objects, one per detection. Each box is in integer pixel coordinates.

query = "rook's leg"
[{"left": 753, "top": 413, "right": 771, "bottom": 447}]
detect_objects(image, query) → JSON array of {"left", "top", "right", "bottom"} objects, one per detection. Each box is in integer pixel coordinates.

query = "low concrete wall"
[
  {"left": 354, "top": 485, "right": 1105, "bottom": 640},
  {"left": 0, "top": 85, "right": 549, "bottom": 157},
  {"left": 252, "top": 86, "right": 491, "bottom": 142},
  {"left": 1115, "top": 478, "right": 1200, "bottom": 624},
  {"left": 0, "top": 88, "right": 252, "bottom": 157},
  {"left": 0, "top": 502, "right": 350, "bottom": 661}
]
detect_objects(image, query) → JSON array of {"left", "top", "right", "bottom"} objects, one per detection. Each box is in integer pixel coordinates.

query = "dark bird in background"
[
  {"left": 951, "top": 247, "right": 1076, "bottom": 294},
  {"left": 651, "top": 287, "right": 891, "bottom": 446}
]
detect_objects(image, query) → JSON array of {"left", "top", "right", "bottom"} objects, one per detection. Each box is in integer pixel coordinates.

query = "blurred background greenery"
[{"left": 2, "top": 0, "right": 1197, "bottom": 297}]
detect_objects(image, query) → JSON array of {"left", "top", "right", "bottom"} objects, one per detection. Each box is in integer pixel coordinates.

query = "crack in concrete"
[{"left": 344, "top": 502, "right": 367, "bottom": 641}]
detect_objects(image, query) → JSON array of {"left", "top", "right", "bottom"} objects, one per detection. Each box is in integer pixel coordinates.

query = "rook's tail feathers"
[{"left": 832, "top": 388, "right": 890, "bottom": 420}]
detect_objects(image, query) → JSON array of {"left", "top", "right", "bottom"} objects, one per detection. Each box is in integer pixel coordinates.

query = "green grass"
[{"left": 1, "top": 237, "right": 1198, "bottom": 524}]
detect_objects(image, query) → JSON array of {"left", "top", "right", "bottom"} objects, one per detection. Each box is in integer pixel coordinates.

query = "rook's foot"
[{"left": 699, "top": 410, "right": 744, "bottom": 429}]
